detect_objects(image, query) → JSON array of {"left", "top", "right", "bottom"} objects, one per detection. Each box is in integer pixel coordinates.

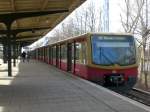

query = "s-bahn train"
[{"left": 32, "top": 33, "right": 138, "bottom": 90}]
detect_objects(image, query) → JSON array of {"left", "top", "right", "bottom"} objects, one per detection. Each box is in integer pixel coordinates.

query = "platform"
[{"left": 0, "top": 60, "right": 149, "bottom": 112}]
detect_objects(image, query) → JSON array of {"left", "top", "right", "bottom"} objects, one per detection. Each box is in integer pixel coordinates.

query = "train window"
[
  {"left": 72, "top": 43, "right": 75, "bottom": 64},
  {"left": 75, "top": 43, "right": 81, "bottom": 63},
  {"left": 38, "top": 49, "right": 40, "bottom": 57},
  {"left": 58, "top": 45, "right": 61, "bottom": 60},
  {"left": 56, "top": 45, "right": 60, "bottom": 66},
  {"left": 45, "top": 47, "right": 47, "bottom": 58},
  {"left": 40, "top": 49, "right": 42, "bottom": 57},
  {"left": 91, "top": 35, "right": 136, "bottom": 66},
  {"left": 39, "top": 49, "right": 41, "bottom": 57},
  {"left": 57, "top": 46, "right": 59, "bottom": 59},
  {"left": 47, "top": 47, "right": 49, "bottom": 59},
  {"left": 49, "top": 47, "right": 52, "bottom": 60},
  {"left": 75, "top": 42, "right": 87, "bottom": 64},
  {"left": 41, "top": 48, "right": 43, "bottom": 57},
  {"left": 42, "top": 48, "right": 44, "bottom": 57},
  {"left": 52, "top": 46, "right": 56, "bottom": 59},
  {"left": 43, "top": 48, "right": 45, "bottom": 57},
  {"left": 37, "top": 49, "right": 39, "bottom": 57},
  {"left": 81, "top": 42, "right": 87, "bottom": 64},
  {"left": 61, "top": 44, "right": 67, "bottom": 62}
]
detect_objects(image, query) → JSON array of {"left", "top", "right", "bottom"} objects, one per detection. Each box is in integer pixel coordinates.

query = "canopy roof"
[{"left": 0, "top": 0, "right": 86, "bottom": 44}]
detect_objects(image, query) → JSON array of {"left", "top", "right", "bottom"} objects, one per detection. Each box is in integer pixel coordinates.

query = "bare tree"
[
  {"left": 120, "top": 0, "right": 144, "bottom": 33},
  {"left": 138, "top": 0, "right": 150, "bottom": 88},
  {"left": 53, "top": 29, "right": 62, "bottom": 41},
  {"left": 74, "top": 1, "right": 102, "bottom": 33},
  {"left": 86, "top": 2, "right": 96, "bottom": 32},
  {"left": 52, "top": 1, "right": 102, "bottom": 40},
  {"left": 120, "top": 0, "right": 150, "bottom": 88}
]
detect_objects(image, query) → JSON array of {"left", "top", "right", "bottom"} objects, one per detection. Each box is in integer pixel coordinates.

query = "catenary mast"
[{"left": 102, "top": 0, "right": 109, "bottom": 32}]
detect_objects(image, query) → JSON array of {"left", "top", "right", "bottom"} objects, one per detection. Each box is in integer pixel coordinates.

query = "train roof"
[{"left": 45, "top": 32, "right": 134, "bottom": 47}]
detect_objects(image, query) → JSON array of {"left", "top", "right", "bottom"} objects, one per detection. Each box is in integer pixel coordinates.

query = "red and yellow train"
[{"left": 32, "top": 33, "right": 138, "bottom": 89}]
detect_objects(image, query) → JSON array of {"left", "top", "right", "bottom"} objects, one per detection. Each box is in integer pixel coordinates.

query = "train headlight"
[
  {"left": 110, "top": 78, "right": 112, "bottom": 82},
  {"left": 121, "top": 77, "right": 124, "bottom": 81},
  {"left": 112, "top": 70, "right": 117, "bottom": 73}
]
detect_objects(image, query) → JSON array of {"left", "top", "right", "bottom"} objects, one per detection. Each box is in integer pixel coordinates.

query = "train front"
[{"left": 89, "top": 34, "right": 138, "bottom": 89}]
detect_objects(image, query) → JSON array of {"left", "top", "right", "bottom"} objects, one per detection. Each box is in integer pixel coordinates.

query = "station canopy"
[{"left": 0, "top": 0, "right": 86, "bottom": 44}]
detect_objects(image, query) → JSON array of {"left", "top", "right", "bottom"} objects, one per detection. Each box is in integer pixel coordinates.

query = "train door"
[
  {"left": 51, "top": 47, "right": 53, "bottom": 65},
  {"left": 67, "top": 43, "right": 72, "bottom": 72},
  {"left": 37, "top": 49, "right": 39, "bottom": 60},
  {"left": 35, "top": 49, "right": 37, "bottom": 59},
  {"left": 72, "top": 42, "right": 76, "bottom": 73},
  {"left": 43, "top": 47, "right": 46, "bottom": 62},
  {"left": 58, "top": 45, "right": 61, "bottom": 68},
  {"left": 56, "top": 45, "right": 58, "bottom": 67},
  {"left": 42, "top": 48, "right": 44, "bottom": 61},
  {"left": 49, "top": 47, "right": 52, "bottom": 64},
  {"left": 47, "top": 47, "right": 49, "bottom": 63},
  {"left": 52, "top": 46, "right": 56, "bottom": 66},
  {"left": 59, "top": 45, "right": 61, "bottom": 68},
  {"left": 56, "top": 45, "right": 60, "bottom": 68},
  {"left": 45, "top": 47, "right": 48, "bottom": 62}
]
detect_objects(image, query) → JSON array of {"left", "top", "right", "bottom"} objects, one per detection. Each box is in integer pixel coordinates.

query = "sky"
[
  {"left": 49, "top": 0, "right": 123, "bottom": 34},
  {"left": 109, "top": 0, "right": 123, "bottom": 32},
  {"left": 47, "top": 0, "right": 123, "bottom": 36},
  {"left": 29, "top": 0, "right": 124, "bottom": 49}
]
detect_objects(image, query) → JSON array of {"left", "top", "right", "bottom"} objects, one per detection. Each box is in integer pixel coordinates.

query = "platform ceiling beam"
[
  {"left": 0, "top": 9, "right": 68, "bottom": 23},
  {"left": 0, "top": 27, "right": 50, "bottom": 35},
  {"left": 0, "top": 0, "right": 86, "bottom": 77},
  {"left": 0, "top": 9, "right": 68, "bottom": 77}
]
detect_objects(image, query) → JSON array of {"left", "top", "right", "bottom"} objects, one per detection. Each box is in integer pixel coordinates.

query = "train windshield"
[{"left": 91, "top": 35, "right": 136, "bottom": 66}]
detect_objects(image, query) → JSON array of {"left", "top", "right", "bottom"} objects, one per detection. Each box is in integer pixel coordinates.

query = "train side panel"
[{"left": 32, "top": 33, "right": 138, "bottom": 90}]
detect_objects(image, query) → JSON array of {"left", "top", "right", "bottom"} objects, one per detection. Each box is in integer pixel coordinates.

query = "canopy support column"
[
  {"left": 13, "top": 37, "right": 16, "bottom": 67},
  {"left": 6, "top": 22, "right": 12, "bottom": 77}
]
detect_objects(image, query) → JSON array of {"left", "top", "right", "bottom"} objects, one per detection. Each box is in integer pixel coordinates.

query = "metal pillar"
[
  {"left": 13, "top": 38, "right": 16, "bottom": 67},
  {"left": 2, "top": 41, "right": 7, "bottom": 63},
  {"left": 6, "top": 23, "right": 12, "bottom": 77},
  {"left": 0, "top": 9, "right": 68, "bottom": 77}
]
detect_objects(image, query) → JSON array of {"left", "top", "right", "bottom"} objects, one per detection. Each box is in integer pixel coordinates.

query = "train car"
[{"left": 32, "top": 33, "right": 138, "bottom": 90}]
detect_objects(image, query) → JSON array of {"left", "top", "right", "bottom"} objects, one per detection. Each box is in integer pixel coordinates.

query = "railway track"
[
  {"left": 105, "top": 86, "right": 150, "bottom": 106},
  {"left": 120, "top": 88, "right": 150, "bottom": 106}
]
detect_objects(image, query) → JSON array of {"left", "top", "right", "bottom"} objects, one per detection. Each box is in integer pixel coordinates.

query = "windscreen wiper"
[{"left": 99, "top": 47, "right": 115, "bottom": 65}]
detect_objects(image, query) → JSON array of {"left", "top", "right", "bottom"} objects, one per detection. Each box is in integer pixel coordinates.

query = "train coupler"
[{"left": 104, "top": 74, "right": 124, "bottom": 86}]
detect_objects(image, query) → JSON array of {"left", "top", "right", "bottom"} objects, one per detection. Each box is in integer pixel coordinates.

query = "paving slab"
[{"left": 0, "top": 60, "right": 149, "bottom": 112}]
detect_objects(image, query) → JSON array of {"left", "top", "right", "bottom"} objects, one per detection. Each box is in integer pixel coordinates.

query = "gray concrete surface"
[{"left": 0, "top": 60, "right": 149, "bottom": 112}]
